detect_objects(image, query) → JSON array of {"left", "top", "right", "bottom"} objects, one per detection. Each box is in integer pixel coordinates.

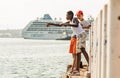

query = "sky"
[{"left": 0, "top": 0, "right": 108, "bottom": 29}]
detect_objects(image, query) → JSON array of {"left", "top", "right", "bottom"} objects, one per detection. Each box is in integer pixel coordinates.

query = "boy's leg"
[
  {"left": 76, "top": 52, "right": 81, "bottom": 71},
  {"left": 71, "top": 37, "right": 77, "bottom": 71},
  {"left": 80, "top": 32, "right": 89, "bottom": 65},
  {"left": 75, "top": 33, "right": 82, "bottom": 72},
  {"left": 70, "top": 53, "right": 80, "bottom": 75},
  {"left": 71, "top": 54, "right": 76, "bottom": 72},
  {"left": 81, "top": 47, "right": 89, "bottom": 65}
]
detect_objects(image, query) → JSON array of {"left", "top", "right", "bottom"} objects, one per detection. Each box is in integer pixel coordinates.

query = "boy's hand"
[{"left": 46, "top": 23, "right": 51, "bottom": 27}]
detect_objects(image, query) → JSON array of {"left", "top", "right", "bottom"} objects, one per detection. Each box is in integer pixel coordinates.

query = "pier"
[{"left": 61, "top": 0, "right": 120, "bottom": 78}]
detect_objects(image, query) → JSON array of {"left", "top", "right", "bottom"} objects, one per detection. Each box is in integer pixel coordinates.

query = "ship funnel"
[{"left": 43, "top": 14, "right": 52, "bottom": 20}]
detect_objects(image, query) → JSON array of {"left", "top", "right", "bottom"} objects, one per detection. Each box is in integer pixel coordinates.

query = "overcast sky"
[{"left": 0, "top": 0, "right": 108, "bottom": 29}]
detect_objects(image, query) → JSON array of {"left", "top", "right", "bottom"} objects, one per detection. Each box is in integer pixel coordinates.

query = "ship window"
[
  {"left": 27, "top": 25, "right": 72, "bottom": 32},
  {"left": 32, "top": 24, "right": 45, "bottom": 26}
]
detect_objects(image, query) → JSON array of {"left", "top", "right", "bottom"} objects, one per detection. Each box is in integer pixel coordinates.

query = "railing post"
[
  {"left": 91, "top": 17, "right": 98, "bottom": 78},
  {"left": 106, "top": 0, "right": 120, "bottom": 78},
  {"left": 101, "top": 4, "right": 108, "bottom": 78},
  {"left": 96, "top": 10, "right": 102, "bottom": 78}
]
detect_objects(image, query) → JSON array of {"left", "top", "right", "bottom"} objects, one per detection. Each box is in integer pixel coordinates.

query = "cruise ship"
[{"left": 22, "top": 14, "right": 72, "bottom": 40}]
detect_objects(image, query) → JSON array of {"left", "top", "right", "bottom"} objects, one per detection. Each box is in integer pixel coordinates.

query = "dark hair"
[{"left": 67, "top": 11, "right": 74, "bottom": 19}]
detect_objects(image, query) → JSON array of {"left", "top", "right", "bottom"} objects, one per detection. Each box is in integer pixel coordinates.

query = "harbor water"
[{"left": 0, "top": 38, "right": 87, "bottom": 78}]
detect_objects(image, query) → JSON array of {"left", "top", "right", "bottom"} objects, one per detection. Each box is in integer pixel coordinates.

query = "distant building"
[{"left": 0, "top": 29, "right": 22, "bottom": 38}]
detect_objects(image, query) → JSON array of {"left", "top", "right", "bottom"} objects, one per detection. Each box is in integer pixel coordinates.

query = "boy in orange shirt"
[{"left": 47, "top": 11, "right": 80, "bottom": 75}]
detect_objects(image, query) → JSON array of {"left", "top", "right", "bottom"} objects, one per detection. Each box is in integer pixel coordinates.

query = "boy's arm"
[
  {"left": 46, "top": 21, "right": 71, "bottom": 27},
  {"left": 46, "top": 23, "right": 62, "bottom": 27},
  {"left": 62, "top": 23, "right": 78, "bottom": 27},
  {"left": 81, "top": 20, "right": 91, "bottom": 29},
  {"left": 63, "top": 18, "right": 79, "bottom": 27},
  {"left": 82, "top": 25, "right": 91, "bottom": 29}
]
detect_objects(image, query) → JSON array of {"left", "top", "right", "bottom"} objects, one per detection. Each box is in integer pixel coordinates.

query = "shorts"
[
  {"left": 76, "top": 32, "right": 86, "bottom": 53},
  {"left": 69, "top": 37, "right": 77, "bottom": 54}
]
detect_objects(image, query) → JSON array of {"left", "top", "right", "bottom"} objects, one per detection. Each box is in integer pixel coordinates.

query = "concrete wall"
[{"left": 90, "top": 0, "right": 120, "bottom": 78}]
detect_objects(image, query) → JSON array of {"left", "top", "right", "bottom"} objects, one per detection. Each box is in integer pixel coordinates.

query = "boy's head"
[
  {"left": 66, "top": 11, "right": 74, "bottom": 20},
  {"left": 76, "top": 10, "right": 84, "bottom": 21}
]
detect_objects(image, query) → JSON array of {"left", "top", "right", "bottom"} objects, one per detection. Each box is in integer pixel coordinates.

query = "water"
[{"left": 0, "top": 38, "right": 72, "bottom": 78}]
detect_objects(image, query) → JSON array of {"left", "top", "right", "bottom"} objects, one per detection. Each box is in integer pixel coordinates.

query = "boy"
[
  {"left": 76, "top": 10, "right": 91, "bottom": 66},
  {"left": 46, "top": 11, "right": 89, "bottom": 75}
]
